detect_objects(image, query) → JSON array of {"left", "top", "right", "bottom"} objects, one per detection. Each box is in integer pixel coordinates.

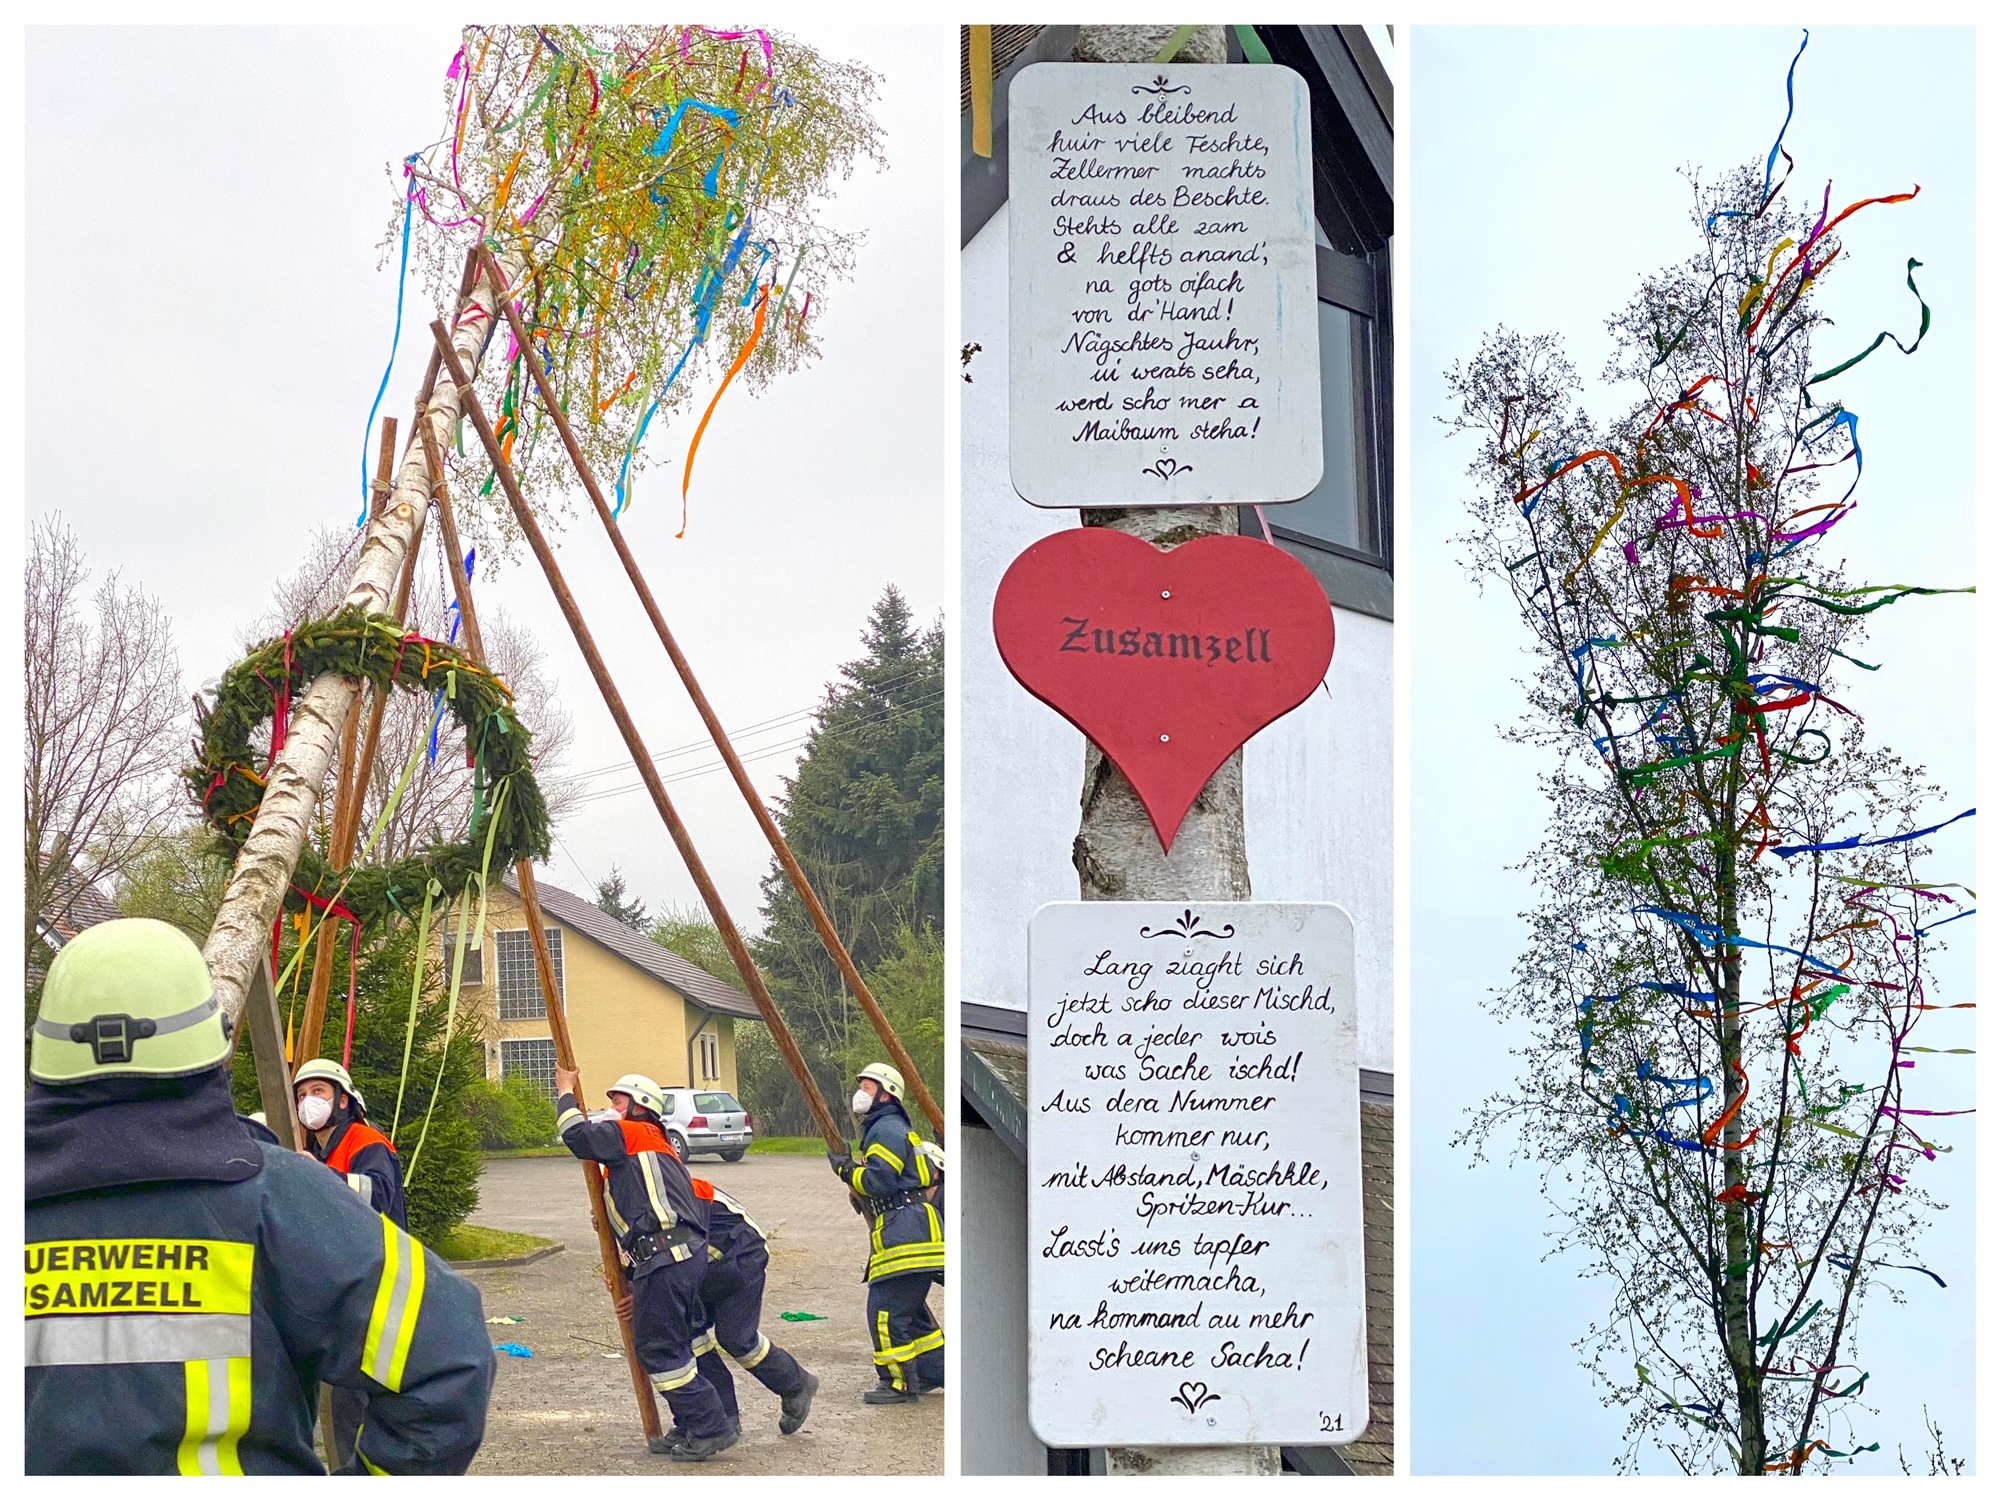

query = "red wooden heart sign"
[{"left": 992, "top": 528, "right": 1335, "bottom": 852}]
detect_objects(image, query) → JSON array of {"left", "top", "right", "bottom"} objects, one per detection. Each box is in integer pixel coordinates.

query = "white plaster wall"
[
  {"left": 961, "top": 207, "right": 1394, "bottom": 1073},
  {"left": 959, "top": 1124, "right": 1041, "bottom": 1475}
]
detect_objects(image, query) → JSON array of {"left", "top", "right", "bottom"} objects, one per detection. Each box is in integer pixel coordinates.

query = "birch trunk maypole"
[
  {"left": 1067, "top": 22, "right": 1274, "bottom": 1481},
  {"left": 202, "top": 251, "right": 522, "bottom": 1029}
]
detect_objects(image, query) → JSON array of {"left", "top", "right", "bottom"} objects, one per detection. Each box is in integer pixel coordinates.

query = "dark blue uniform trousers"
[
  {"left": 694, "top": 1243, "right": 809, "bottom": 1420},
  {"left": 632, "top": 1254, "right": 731, "bottom": 1440},
  {"left": 868, "top": 1271, "right": 945, "bottom": 1392}
]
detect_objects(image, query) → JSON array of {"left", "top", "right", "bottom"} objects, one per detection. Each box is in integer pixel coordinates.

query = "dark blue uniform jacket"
[{"left": 25, "top": 1069, "right": 493, "bottom": 1475}]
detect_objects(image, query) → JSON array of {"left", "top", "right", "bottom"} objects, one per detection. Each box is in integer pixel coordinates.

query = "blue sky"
[{"left": 1409, "top": 27, "right": 1975, "bottom": 1475}]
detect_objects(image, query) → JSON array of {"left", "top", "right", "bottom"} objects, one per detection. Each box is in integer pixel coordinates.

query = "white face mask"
[
  {"left": 851, "top": 1088, "right": 875, "bottom": 1116},
  {"left": 297, "top": 1095, "right": 334, "bottom": 1131}
]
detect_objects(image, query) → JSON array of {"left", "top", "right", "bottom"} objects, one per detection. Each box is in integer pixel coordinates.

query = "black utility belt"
[
  {"left": 626, "top": 1223, "right": 699, "bottom": 1268},
  {"left": 869, "top": 1190, "right": 925, "bottom": 1214}
]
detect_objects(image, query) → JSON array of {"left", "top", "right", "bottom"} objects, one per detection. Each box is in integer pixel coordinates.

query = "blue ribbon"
[
  {"left": 1633, "top": 905, "right": 1850, "bottom": 980},
  {"left": 1772, "top": 807, "right": 1974, "bottom": 860},
  {"left": 426, "top": 690, "right": 448, "bottom": 765},
  {"left": 359, "top": 158, "right": 421, "bottom": 526},
  {"left": 1707, "top": 29, "right": 1808, "bottom": 234},
  {"left": 647, "top": 99, "right": 740, "bottom": 159},
  {"left": 1916, "top": 907, "right": 1974, "bottom": 938},
  {"left": 1829, "top": 1252, "right": 1945, "bottom": 1288},
  {"left": 446, "top": 547, "right": 475, "bottom": 646}
]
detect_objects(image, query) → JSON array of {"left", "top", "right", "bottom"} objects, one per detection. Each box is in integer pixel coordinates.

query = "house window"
[
  {"left": 1277, "top": 297, "right": 1380, "bottom": 557},
  {"left": 500, "top": 1038, "right": 558, "bottom": 1096},
  {"left": 443, "top": 931, "right": 484, "bottom": 987},
  {"left": 1232, "top": 25, "right": 1394, "bottom": 621},
  {"left": 495, "top": 928, "right": 562, "bottom": 1020},
  {"left": 697, "top": 1032, "right": 721, "bottom": 1081},
  {"left": 1233, "top": 267, "right": 1392, "bottom": 618}
]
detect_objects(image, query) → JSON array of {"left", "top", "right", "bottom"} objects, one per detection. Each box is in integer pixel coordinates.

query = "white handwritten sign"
[
  {"left": 1008, "top": 63, "right": 1321, "bottom": 509},
  {"left": 1026, "top": 902, "right": 1365, "bottom": 1448}
]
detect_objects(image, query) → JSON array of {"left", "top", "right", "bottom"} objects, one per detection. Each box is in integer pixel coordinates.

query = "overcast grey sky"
[
  {"left": 25, "top": 24, "right": 951, "bottom": 927},
  {"left": 1410, "top": 27, "right": 1975, "bottom": 1475}
]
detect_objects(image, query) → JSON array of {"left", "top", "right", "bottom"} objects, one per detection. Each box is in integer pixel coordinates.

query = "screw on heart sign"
[{"left": 992, "top": 528, "right": 1334, "bottom": 850}]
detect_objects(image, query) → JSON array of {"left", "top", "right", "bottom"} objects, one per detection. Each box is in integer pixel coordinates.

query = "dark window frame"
[
  {"left": 1232, "top": 26, "right": 1393, "bottom": 621},
  {"left": 445, "top": 931, "right": 484, "bottom": 987}
]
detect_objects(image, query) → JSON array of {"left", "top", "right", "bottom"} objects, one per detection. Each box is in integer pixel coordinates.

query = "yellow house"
[{"left": 441, "top": 872, "right": 760, "bottom": 1105}]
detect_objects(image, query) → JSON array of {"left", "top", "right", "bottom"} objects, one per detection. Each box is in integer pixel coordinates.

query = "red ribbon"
[
  {"left": 271, "top": 631, "right": 294, "bottom": 757},
  {"left": 291, "top": 885, "right": 364, "bottom": 1070}
]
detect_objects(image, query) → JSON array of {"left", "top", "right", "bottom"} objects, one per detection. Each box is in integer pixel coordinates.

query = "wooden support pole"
[
  {"left": 518, "top": 865, "right": 662, "bottom": 1440},
  {"left": 242, "top": 956, "right": 301, "bottom": 1149},
  {"left": 416, "top": 411, "right": 664, "bottom": 1441},
  {"left": 428, "top": 317, "right": 848, "bottom": 1151},
  {"left": 480, "top": 249, "right": 946, "bottom": 1140},
  {"left": 295, "top": 701, "right": 363, "bottom": 1062}
]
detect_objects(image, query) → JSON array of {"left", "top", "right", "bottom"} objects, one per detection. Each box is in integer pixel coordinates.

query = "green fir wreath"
[{"left": 189, "top": 606, "right": 551, "bottom": 927}]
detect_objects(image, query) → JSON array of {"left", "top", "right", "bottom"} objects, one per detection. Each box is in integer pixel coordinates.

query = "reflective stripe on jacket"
[
  {"left": 694, "top": 1181, "right": 766, "bottom": 1266},
  {"left": 556, "top": 1096, "right": 705, "bottom": 1273},
  {"left": 25, "top": 1143, "right": 492, "bottom": 1474},
  {"left": 843, "top": 1099, "right": 945, "bottom": 1282}
]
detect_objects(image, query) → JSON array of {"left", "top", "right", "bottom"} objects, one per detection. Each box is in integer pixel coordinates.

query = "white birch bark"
[
  {"left": 1069, "top": 23, "right": 1269, "bottom": 1476},
  {"left": 1070, "top": 24, "right": 1250, "bottom": 907},
  {"left": 203, "top": 252, "right": 522, "bottom": 1027}
]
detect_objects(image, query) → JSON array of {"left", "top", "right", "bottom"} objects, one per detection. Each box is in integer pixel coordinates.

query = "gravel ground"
[{"left": 461, "top": 1153, "right": 943, "bottom": 1475}]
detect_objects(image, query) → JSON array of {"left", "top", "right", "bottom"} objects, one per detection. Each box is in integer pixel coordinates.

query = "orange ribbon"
[{"left": 678, "top": 282, "right": 769, "bottom": 538}]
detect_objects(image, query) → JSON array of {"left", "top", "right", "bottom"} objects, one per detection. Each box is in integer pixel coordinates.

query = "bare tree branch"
[{"left": 24, "top": 515, "right": 186, "bottom": 986}]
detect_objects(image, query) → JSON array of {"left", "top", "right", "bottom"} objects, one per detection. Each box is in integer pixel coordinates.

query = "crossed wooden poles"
[{"left": 233, "top": 247, "right": 941, "bottom": 1440}]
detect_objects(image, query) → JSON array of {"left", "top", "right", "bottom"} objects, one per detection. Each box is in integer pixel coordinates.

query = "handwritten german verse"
[
  {"left": 1008, "top": 63, "right": 1321, "bottom": 508},
  {"left": 1027, "top": 902, "right": 1365, "bottom": 1448}
]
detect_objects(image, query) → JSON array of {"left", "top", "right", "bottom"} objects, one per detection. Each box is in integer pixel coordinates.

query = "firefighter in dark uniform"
[
  {"left": 25, "top": 918, "right": 494, "bottom": 1474},
  {"left": 555, "top": 1065, "right": 734, "bottom": 1460},
  {"left": 688, "top": 1179, "right": 820, "bottom": 1436},
  {"left": 293, "top": 1057, "right": 408, "bottom": 1467},
  {"left": 293, "top": 1058, "right": 405, "bottom": 1226},
  {"left": 828, "top": 1063, "right": 945, "bottom": 1402}
]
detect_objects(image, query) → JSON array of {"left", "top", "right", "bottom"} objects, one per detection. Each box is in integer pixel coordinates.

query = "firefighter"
[
  {"left": 554, "top": 1065, "right": 734, "bottom": 1461},
  {"left": 293, "top": 1057, "right": 408, "bottom": 1467},
  {"left": 293, "top": 1059, "right": 406, "bottom": 1228},
  {"left": 624, "top": 1179, "right": 821, "bottom": 1444},
  {"left": 691, "top": 1180, "right": 820, "bottom": 1436},
  {"left": 828, "top": 1063, "right": 945, "bottom": 1402},
  {"left": 25, "top": 918, "right": 494, "bottom": 1474}
]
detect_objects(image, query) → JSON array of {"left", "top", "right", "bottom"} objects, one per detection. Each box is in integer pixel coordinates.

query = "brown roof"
[
  {"left": 1346, "top": 1099, "right": 1395, "bottom": 1475},
  {"left": 501, "top": 873, "right": 763, "bottom": 1023},
  {"left": 38, "top": 871, "right": 123, "bottom": 945}
]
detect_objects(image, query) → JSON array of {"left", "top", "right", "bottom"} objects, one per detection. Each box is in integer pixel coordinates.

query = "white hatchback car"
[{"left": 658, "top": 1088, "right": 754, "bottom": 1162}]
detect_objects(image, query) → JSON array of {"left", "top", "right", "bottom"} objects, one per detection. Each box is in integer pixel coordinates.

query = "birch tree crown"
[
  {"left": 392, "top": 24, "right": 883, "bottom": 548},
  {"left": 1444, "top": 31, "right": 1971, "bottom": 1474}
]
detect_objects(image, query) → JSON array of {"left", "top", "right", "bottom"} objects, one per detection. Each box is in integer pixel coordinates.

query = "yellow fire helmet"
[
  {"left": 607, "top": 1073, "right": 667, "bottom": 1118},
  {"left": 856, "top": 1062, "right": 905, "bottom": 1100},
  {"left": 292, "top": 1057, "right": 369, "bottom": 1117},
  {"left": 31, "top": 918, "right": 231, "bottom": 1084}
]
